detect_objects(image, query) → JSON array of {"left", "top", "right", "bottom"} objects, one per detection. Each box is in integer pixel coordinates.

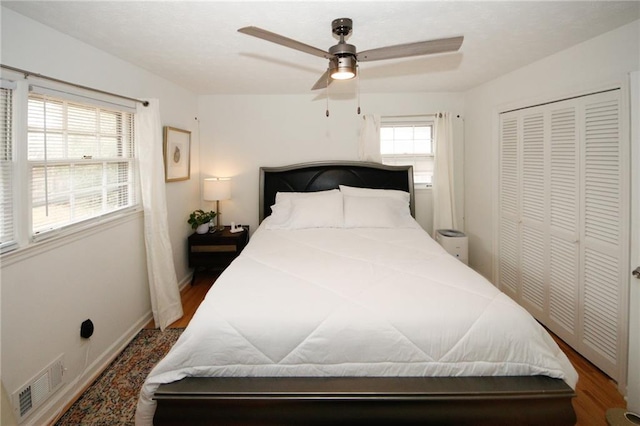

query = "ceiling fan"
[{"left": 238, "top": 18, "right": 464, "bottom": 91}]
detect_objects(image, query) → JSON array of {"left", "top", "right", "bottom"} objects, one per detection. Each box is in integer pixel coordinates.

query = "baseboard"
[
  {"left": 32, "top": 312, "right": 153, "bottom": 426},
  {"left": 178, "top": 272, "right": 192, "bottom": 291}
]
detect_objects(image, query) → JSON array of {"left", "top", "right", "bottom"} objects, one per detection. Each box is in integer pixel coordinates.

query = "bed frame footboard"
[{"left": 153, "top": 376, "right": 576, "bottom": 425}]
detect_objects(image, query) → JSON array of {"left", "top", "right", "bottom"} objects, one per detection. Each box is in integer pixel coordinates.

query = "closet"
[{"left": 497, "top": 88, "right": 629, "bottom": 382}]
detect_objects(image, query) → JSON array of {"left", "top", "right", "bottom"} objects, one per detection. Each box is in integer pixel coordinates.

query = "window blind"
[
  {"left": 28, "top": 83, "right": 137, "bottom": 113},
  {"left": 0, "top": 83, "right": 15, "bottom": 252},
  {"left": 27, "top": 92, "right": 137, "bottom": 237}
]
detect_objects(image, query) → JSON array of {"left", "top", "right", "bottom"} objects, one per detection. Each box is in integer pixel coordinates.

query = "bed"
[{"left": 136, "top": 161, "right": 578, "bottom": 425}]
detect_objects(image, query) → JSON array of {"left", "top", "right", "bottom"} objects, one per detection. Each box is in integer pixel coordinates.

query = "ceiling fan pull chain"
[
  {"left": 326, "top": 72, "right": 330, "bottom": 117},
  {"left": 357, "top": 66, "right": 361, "bottom": 115}
]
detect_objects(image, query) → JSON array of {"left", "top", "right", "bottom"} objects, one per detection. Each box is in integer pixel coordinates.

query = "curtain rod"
[
  {"left": 382, "top": 114, "right": 437, "bottom": 118},
  {"left": 0, "top": 64, "right": 149, "bottom": 107},
  {"left": 379, "top": 113, "right": 462, "bottom": 119}
]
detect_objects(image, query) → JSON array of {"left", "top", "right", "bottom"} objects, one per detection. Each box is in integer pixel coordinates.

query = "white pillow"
[
  {"left": 266, "top": 190, "right": 344, "bottom": 229},
  {"left": 343, "top": 195, "right": 417, "bottom": 228},
  {"left": 339, "top": 185, "right": 410, "bottom": 204},
  {"left": 266, "top": 198, "right": 293, "bottom": 227},
  {"left": 275, "top": 189, "right": 340, "bottom": 204}
]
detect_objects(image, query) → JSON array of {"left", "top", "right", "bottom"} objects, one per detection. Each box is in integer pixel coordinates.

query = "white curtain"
[
  {"left": 358, "top": 114, "right": 382, "bottom": 162},
  {"left": 432, "top": 112, "right": 458, "bottom": 236},
  {"left": 135, "top": 100, "right": 183, "bottom": 330}
]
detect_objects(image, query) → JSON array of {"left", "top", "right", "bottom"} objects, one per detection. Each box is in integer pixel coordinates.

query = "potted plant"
[{"left": 188, "top": 209, "right": 217, "bottom": 234}]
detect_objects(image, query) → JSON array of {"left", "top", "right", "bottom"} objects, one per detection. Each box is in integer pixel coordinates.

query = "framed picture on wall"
[{"left": 163, "top": 126, "right": 191, "bottom": 182}]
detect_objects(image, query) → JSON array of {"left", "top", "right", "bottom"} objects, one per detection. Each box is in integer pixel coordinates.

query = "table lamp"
[{"left": 203, "top": 177, "right": 231, "bottom": 232}]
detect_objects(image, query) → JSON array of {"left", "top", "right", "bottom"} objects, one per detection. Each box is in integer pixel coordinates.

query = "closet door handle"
[{"left": 633, "top": 267, "right": 640, "bottom": 279}]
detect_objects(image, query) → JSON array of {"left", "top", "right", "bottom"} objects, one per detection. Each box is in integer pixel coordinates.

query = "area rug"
[{"left": 56, "top": 328, "right": 183, "bottom": 426}]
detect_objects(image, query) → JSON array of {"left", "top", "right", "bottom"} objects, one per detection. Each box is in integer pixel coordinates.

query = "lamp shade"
[
  {"left": 203, "top": 177, "right": 231, "bottom": 201},
  {"left": 330, "top": 56, "right": 357, "bottom": 80}
]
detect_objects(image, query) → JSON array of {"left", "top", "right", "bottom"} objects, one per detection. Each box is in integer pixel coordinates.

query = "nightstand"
[{"left": 188, "top": 225, "right": 250, "bottom": 284}]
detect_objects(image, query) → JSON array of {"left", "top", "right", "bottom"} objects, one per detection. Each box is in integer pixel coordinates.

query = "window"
[
  {"left": 380, "top": 117, "right": 434, "bottom": 187},
  {"left": 0, "top": 82, "right": 15, "bottom": 252},
  {"left": 27, "top": 92, "right": 137, "bottom": 238}
]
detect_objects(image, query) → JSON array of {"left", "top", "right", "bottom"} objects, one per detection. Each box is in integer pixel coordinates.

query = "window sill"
[{"left": 1, "top": 208, "right": 143, "bottom": 267}]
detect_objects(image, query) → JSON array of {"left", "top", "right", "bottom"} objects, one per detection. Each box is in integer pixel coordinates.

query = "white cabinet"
[{"left": 497, "top": 89, "right": 629, "bottom": 382}]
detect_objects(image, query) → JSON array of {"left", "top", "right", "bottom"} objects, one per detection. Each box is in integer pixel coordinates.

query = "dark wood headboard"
[{"left": 259, "top": 161, "right": 414, "bottom": 223}]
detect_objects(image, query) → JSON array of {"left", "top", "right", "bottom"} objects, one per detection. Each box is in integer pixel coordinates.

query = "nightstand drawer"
[{"left": 191, "top": 245, "right": 237, "bottom": 253}]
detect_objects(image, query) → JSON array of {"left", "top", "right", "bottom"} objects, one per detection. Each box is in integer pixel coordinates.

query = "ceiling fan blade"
[
  {"left": 311, "top": 69, "right": 332, "bottom": 90},
  {"left": 358, "top": 36, "right": 464, "bottom": 62},
  {"left": 238, "top": 26, "right": 331, "bottom": 59}
]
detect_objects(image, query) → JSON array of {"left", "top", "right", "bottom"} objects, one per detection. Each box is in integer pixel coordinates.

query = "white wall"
[
  {"left": 0, "top": 8, "right": 198, "bottom": 425},
  {"left": 464, "top": 19, "right": 639, "bottom": 405},
  {"left": 197, "top": 91, "right": 465, "bottom": 234}
]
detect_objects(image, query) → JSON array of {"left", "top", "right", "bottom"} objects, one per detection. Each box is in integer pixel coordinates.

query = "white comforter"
[{"left": 135, "top": 223, "right": 578, "bottom": 425}]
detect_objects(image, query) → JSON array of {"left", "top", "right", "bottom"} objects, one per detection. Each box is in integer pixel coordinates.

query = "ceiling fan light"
[
  {"left": 332, "top": 69, "right": 356, "bottom": 80},
  {"left": 330, "top": 56, "right": 357, "bottom": 80}
]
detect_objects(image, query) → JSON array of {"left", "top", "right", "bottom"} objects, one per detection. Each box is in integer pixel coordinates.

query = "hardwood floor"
[
  {"left": 552, "top": 335, "right": 627, "bottom": 426},
  {"left": 164, "top": 270, "right": 627, "bottom": 426}
]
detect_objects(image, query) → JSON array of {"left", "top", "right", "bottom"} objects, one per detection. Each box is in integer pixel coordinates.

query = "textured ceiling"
[{"left": 3, "top": 1, "right": 639, "bottom": 95}]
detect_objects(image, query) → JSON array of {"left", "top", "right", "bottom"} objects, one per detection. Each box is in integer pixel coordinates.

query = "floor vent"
[{"left": 13, "top": 355, "right": 65, "bottom": 423}]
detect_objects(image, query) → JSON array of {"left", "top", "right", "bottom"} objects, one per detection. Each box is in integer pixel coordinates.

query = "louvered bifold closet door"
[
  {"left": 498, "top": 115, "right": 520, "bottom": 300},
  {"left": 497, "top": 88, "right": 628, "bottom": 382},
  {"left": 519, "top": 111, "right": 547, "bottom": 318},
  {"left": 579, "top": 90, "right": 628, "bottom": 380},
  {"left": 548, "top": 106, "right": 580, "bottom": 348}
]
